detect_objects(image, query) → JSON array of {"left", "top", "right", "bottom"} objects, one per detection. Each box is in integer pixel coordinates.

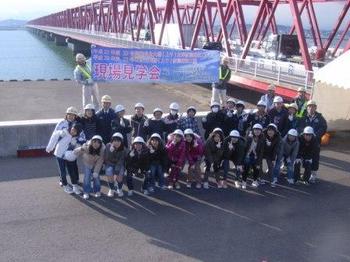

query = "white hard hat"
[
  {"left": 135, "top": 102, "right": 145, "bottom": 109},
  {"left": 288, "top": 129, "right": 298, "bottom": 137},
  {"left": 229, "top": 130, "right": 240, "bottom": 137},
  {"left": 133, "top": 136, "right": 145, "bottom": 144},
  {"left": 210, "top": 101, "right": 220, "bottom": 108},
  {"left": 91, "top": 135, "right": 103, "bottom": 142},
  {"left": 307, "top": 100, "right": 317, "bottom": 106},
  {"left": 267, "top": 84, "right": 276, "bottom": 91},
  {"left": 187, "top": 106, "right": 196, "bottom": 113},
  {"left": 173, "top": 129, "right": 184, "bottom": 137},
  {"left": 236, "top": 100, "right": 245, "bottom": 107},
  {"left": 287, "top": 103, "right": 298, "bottom": 110},
  {"left": 101, "top": 95, "right": 112, "bottom": 103},
  {"left": 227, "top": 98, "right": 236, "bottom": 104},
  {"left": 303, "top": 126, "right": 315, "bottom": 135},
  {"left": 184, "top": 128, "right": 194, "bottom": 136},
  {"left": 212, "top": 127, "right": 223, "bottom": 133},
  {"left": 150, "top": 133, "right": 162, "bottom": 140},
  {"left": 84, "top": 104, "right": 95, "bottom": 111},
  {"left": 66, "top": 106, "right": 78, "bottom": 115},
  {"left": 115, "top": 104, "right": 125, "bottom": 113},
  {"left": 112, "top": 132, "right": 124, "bottom": 140},
  {"left": 273, "top": 96, "right": 283, "bottom": 103},
  {"left": 298, "top": 87, "right": 307, "bottom": 92},
  {"left": 257, "top": 100, "right": 267, "bottom": 107},
  {"left": 153, "top": 108, "right": 163, "bottom": 114},
  {"left": 267, "top": 123, "right": 278, "bottom": 130},
  {"left": 64, "top": 150, "right": 77, "bottom": 162},
  {"left": 169, "top": 102, "right": 180, "bottom": 111},
  {"left": 75, "top": 53, "right": 86, "bottom": 61},
  {"left": 253, "top": 123, "right": 263, "bottom": 130}
]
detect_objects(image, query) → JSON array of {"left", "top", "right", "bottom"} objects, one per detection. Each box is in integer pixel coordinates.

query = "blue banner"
[{"left": 91, "top": 47, "right": 220, "bottom": 83}]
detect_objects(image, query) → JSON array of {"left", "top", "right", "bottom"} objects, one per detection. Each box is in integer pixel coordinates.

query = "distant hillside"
[{"left": 0, "top": 19, "right": 27, "bottom": 29}]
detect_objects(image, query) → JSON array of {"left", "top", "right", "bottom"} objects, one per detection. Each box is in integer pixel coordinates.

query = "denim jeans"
[
  {"left": 273, "top": 157, "right": 294, "bottom": 181},
  {"left": 56, "top": 157, "right": 67, "bottom": 186},
  {"left": 83, "top": 166, "right": 101, "bottom": 193},
  {"left": 150, "top": 164, "right": 164, "bottom": 187},
  {"left": 242, "top": 156, "right": 259, "bottom": 182},
  {"left": 105, "top": 164, "right": 124, "bottom": 177}
]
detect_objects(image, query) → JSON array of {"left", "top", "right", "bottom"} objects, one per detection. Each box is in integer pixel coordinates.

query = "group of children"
[{"left": 46, "top": 85, "right": 327, "bottom": 199}]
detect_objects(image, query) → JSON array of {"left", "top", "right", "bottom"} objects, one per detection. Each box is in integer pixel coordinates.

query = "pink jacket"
[
  {"left": 185, "top": 136, "right": 204, "bottom": 165},
  {"left": 166, "top": 139, "right": 186, "bottom": 168}
]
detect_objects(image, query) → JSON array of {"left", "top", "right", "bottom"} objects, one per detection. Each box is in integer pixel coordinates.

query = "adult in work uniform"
[
  {"left": 74, "top": 53, "right": 100, "bottom": 110},
  {"left": 293, "top": 87, "right": 308, "bottom": 118},
  {"left": 211, "top": 58, "right": 231, "bottom": 106}
]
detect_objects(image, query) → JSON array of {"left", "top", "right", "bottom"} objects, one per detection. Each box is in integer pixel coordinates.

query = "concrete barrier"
[{"left": 0, "top": 112, "right": 208, "bottom": 157}]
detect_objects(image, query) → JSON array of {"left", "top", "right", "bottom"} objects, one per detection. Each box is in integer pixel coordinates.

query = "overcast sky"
[{"left": 0, "top": 0, "right": 347, "bottom": 30}]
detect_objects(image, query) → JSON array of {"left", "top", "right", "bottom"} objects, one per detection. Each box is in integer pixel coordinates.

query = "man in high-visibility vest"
[
  {"left": 74, "top": 53, "right": 100, "bottom": 110},
  {"left": 211, "top": 58, "right": 231, "bottom": 106},
  {"left": 293, "top": 87, "right": 308, "bottom": 118}
]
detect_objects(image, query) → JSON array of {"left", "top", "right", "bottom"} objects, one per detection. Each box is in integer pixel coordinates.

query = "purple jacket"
[
  {"left": 185, "top": 136, "right": 204, "bottom": 165},
  {"left": 166, "top": 139, "right": 186, "bottom": 168}
]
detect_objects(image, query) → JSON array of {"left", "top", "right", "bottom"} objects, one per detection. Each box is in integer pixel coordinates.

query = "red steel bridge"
[{"left": 27, "top": 0, "right": 350, "bottom": 98}]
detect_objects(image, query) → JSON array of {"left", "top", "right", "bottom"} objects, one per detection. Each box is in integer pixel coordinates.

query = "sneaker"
[
  {"left": 175, "top": 182, "right": 181, "bottom": 189},
  {"left": 271, "top": 178, "right": 278, "bottom": 187},
  {"left": 164, "top": 173, "right": 169, "bottom": 178},
  {"left": 287, "top": 179, "right": 294, "bottom": 185},
  {"left": 186, "top": 182, "right": 191, "bottom": 188},
  {"left": 234, "top": 181, "right": 240, "bottom": 188},
  {"left": 128, "top": 190, "right": 133, "bottom": 196},
  {"left": 168, "top": 184, "right": 174, "bottom": 190},
  {"left": 72, "top": 185, "right": 81, "bottom": 195},
  {"left": 148, "top": 187, "right": 155, "bottom": 193},
  {"left": 63, "top": 185, "right": 73, "bottom": 194},
  {"left": 241, "top": 181, "right": 247, "bottom": 190},
  {"left": 196, "top": 183, "right": 202, "bottom": 189},
  {"left": 143, "top": 190, "right": 149, "bottom": 195},
  {"left": 251, "top": 180, "right": 259, "bottom": 188},
  {"left": 94, "top": 192, "right": 101, "bottom": 198},
  {"left": 203, "top": 182, "right": 209, "bottom": 189},
  {"left": 83, "top": 193, "right": 89, "bottom": 200},
  {"left": 309, "top": 173, "right": 317, "bottom": 184},
  {"left": 118, "top": 190, "right": 124, "bottom": 197},
  {"left": 161, "top": 185, "right": 167, "bottom": 190},
  {"left": 217, "top": 181, "right": 223, "bottom": 189},
  {"left": 107, "top": 189, "right": 114, "bottom": 197},
  {"left": 222, "top": 180, "right": 228, "bottom": 189},
  {"left": 59, "top": 181, "right": 63, "bottom": 187},
  {"left": 155, "top": 182, "right": 159, "bottom": 187}
]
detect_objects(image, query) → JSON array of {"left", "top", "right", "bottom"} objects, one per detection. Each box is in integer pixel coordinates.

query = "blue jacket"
[
  {"left": 96, "top": 108, "right": 116, "bottom": 144},
  {"left": 299, "top": 112, "right": 327, "bottom": 142},
  {"left": 268, "top": 107, "right": 289, "bottom": 133}
]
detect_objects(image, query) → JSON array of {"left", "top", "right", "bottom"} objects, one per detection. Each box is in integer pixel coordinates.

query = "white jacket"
[{"left": 46, "top": 129, "right": 79, "bottom": 159}]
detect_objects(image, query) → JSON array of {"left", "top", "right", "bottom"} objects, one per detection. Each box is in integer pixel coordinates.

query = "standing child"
[
  {"left": 147, "top": 133, "right": 168, "bottom": 191},
  {"left": 74, "top": 135, "right": 106, "bottom": 199},
  {"left": 242, "top": 124, "right": 265, "bottom": 189},
  {"left": 222, "top": 130, "right": 246, "bottom": 188},
  {"left": 204, "top": 128, "right": 225, "bottom": 189},
  {"left": 111, "top": 104, "right": 132, "bottom": 147},
  {"left": 125, "top": 137, "right": 150, "bottom": 195},
  {"left": 46, "top": 123, "right": 84, "bottom": 194},
  {"left": 166, "top": 129, "right": 186, "bottom": 189},
  {"left": 294, "top": 127, "right": 319, "bottom": 184},
  {"left": 271, "top": 129, "right": 299, "bottom": 187},
  {"left": 80, "top": 104, "right": 97, "bottom": 140},
  {"left": 184, "top": 129, "right": 204, "bottom": 189},
  {"left": 104, "top": 132, "right": 128, "bottom": 197}
]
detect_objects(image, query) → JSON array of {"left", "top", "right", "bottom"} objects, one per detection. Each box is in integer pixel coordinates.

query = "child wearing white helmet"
[
  {"left": 147, "top": 133, "right": 168, "bottom": 191},
  {"left": 111, "top": 104, "right": 132, "bottom": 147},
  {"left": 166, "top": 129, "right": 186, "bottom": 189},
  {"left": 164, "top": 102, "right": 181, "bottom": 137},
  {"left": 248, "top": 100, "right": 271, "bottom": 130},
  {"left": 177, "top": 106, "right": 200, "bottom": 135},
  {"left": 202, "top": 102, "right": 225, "bottom": 139},
  {"left": 104, "top": 133, "right": 129, "bottom": 197},
  {"left": 242, "top": 124, "right": 265, "bottom": 189},
  {"left": 74, "top": 135, "right": 106, "bottom": 199},
  {"left": 268, "top": 96, "right": 289, "bottom": 134},
  {"left": 183, "top": 129, "right": 204, "bottom": 189},
  {"left": 131, "top": 102, "right": 148, "bottom": 140},
  {"left": 222, "top": 129, "right": 246, "bottom": 188},
  {"left": 271, "top": 129, "right": 300, "bottom": 187},
  {"left": 234, "top": 101, "right": 250, "bottom": 137},
  {"left": 282, "top": 103, "right": 299, "bottom": 137},
  {"left": 204, "top": 128, "right": 225, "bottom": 189},
  {"left": 46, "top": 123, "right": 84, "bottom": 195},
  {"left": 125, "top": 136, "right": 151, "bottom": 196},
  {"left": 144, "top": 108, "right": 167, "bottom": 141},
  {"left": 80, "top": 104, "right": 97, "bottom": 140},
  {"left": 294, "top": 126, "right": 319, "bottom": 184},
  {"left": 96, "top": 95, "right": 116, "bottom": 144}
]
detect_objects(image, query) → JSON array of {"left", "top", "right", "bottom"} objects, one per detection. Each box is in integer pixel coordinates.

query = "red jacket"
[{"left": 166, "top": 139, "right": 186, "bottom": 168}]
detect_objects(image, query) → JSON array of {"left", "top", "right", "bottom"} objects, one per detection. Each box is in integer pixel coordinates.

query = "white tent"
[{"left": 312, "top": 50, "right": 350, "bottom": 131}]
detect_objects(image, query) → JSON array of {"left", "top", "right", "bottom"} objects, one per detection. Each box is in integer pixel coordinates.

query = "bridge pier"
[
  {"left": 54, "top": 35, "right": 67, "bottom": 46},
  {"left": 46, "top": 33, "right": 54, "bottom": 42},
  {"left": 71, "top": 40, "right": 91, "bottom": 57}
]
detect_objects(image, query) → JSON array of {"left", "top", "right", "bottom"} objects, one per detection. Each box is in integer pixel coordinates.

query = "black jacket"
[
  {"left": 125, "top": 146, "right": 150, "bottom": 171},
  {"left": 144, "top": 118, "right": 167, "bottom": 140},
  {"left": 202, "top": 111, "right": 226, "bottom": 139},
  {"left": 204, "top": 135, "right": 225, "bottom": 164},
  {"left": 268, "top": 107, "right": 289, "bottom": 133},
  {"left": 297, "top": 136, "right": 319, "bottom": 160},
  {"left": 131, "top": 114, "right": 148, "bottom": 140},
  {"left": 299, "top": 112, "right": 327, "bottom": 142},
  {"left": 148, "top": 145, "right": 168, "bottom": 169},
  {"left": 80, "top": 115, "right": 97, "bottom": 140},
  {"left": 222, "top": 137, "right": 246, "bottom": 165},
  {"left": 244, "top": 135, "right": 265, "bottom": 165},
  {"left": 223, "top": 112, "right": 238, "bottom": 136},
  {"left": 111, "top": 116, "right": 132, "bottom": 147},
  {"left": 248, "top": 112, "right": 270, "bottom": 129},
  {"left": 263, "top": 130, "right": 281, "bottom": 160}
]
